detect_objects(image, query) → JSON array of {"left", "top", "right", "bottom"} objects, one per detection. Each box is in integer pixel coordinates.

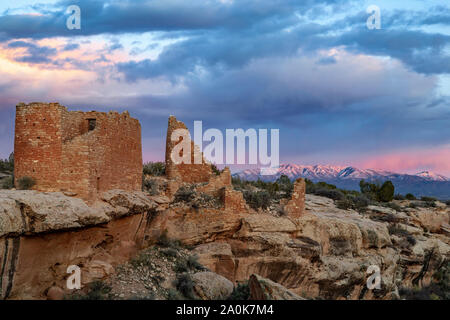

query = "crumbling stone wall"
[
  {"left": 164, "top": 116, "right": 253, "bottom": 213},
  {"left": 14, "top": 103, "right": 142, "bottom": 201},
  {"left": 197, "top": 168, "right": 232, "bottom": 195},
  {"left": 284, "top": 178, "right": 306, "bottom": 218},
  {"left": 165, "top": 116, "right": 212, "bottom": 183},
  {"left": 221, "top": 187, "right": 250, "bottom": 213}
]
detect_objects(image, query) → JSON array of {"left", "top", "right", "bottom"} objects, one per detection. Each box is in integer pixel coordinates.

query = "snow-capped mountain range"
[
  {"left": 233, "top": 164, "right": 450, "bottom": 199},
  {"left": 234, "top": 164, "right": 449, "bottom": 182}
]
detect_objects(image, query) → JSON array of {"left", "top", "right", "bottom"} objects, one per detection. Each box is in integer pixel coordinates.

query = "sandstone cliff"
[{"left": 1, "top": 185, "right": 448, "bottom": 300}]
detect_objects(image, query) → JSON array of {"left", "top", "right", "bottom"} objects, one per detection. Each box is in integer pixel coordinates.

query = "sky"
[{"left": 0, "top": 0, "right": 449, "bottom": 175}]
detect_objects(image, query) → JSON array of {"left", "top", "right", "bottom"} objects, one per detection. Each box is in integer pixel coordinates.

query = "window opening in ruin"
[{"left": 88, "top": 119, "right": 96, "bottom": 131}]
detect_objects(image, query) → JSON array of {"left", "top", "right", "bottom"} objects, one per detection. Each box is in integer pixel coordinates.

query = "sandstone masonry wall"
[
  {"left": 165, "top": 116, "right": 212, "bottom": 183},
  {"left": 284, "top": 178, "right": 306, "bottom": 218},
  {"left": 14, "top": 103, "right": 143, "bottom": 201}
]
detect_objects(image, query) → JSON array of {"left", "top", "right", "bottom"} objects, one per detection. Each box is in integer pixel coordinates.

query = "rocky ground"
[
  {"left": 63, "top": 235, "right": 303, "bottom": 301},
  {"left": 1, "top": 174, "right": 449, "bottom": 300},
  {"left": 61, "top": 189, "right": 449, "bottom": 300}
]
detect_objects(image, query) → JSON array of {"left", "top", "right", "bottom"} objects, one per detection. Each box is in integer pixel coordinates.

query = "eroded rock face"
[
  {"left": 192, "top": 242, "right": 235, "bottom": 281},
  {"left": 249, "top": 274, "right": 305, "bottom": 300},
  {"left": 1, "top": 185, "right": 449, "bottom": 300},
  {"left": 0, "top": 189, "right": 155, "bottom": 299},
  {"left": 0, "top": 190, "right": 109, "bottom": 237},
  {"left": 190, "top": 196, "right": 449, "bottom": 300}
]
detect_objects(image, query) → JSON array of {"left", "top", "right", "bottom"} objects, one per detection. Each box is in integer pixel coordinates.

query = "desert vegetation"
[
  {"left": 0, "top": 153, "right": 14, "bottom": 173},
  {"left": 0, "top": 153, "right": 14, "bottom": 189},
  {"left": 16, "top": 176, "right": 36, "bottom": 190},
  {"left": 399, "top": 260, "right": 449, "bottom": 300},
  {"left": 143, "top": 161, "right": 165, "bottom": 176},
  {"left": 232, "top": 175, "right": 293, "bottom": 211}
]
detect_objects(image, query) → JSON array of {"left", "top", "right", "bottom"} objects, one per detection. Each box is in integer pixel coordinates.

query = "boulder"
[
  {"left": 192, "top": 271, "right": 234, "bottom": 300},
  {"left": 248, "top": 274, "right": 305, "bottom": 300}
]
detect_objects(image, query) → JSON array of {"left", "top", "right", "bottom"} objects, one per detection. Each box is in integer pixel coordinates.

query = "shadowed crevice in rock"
[{"left": 0, "top": 237, "right": 20, "bottom": 299}]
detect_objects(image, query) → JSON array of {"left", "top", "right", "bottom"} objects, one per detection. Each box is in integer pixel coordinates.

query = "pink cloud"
[{"left": 355, "top": 145, "right": 450, "bottom": 176}]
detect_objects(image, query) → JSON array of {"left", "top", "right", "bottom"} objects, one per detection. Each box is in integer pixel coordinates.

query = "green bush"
[
  {"left": 352, "top": 195, "right": 370, "bottom": 209},
  {"left": 174, "top": 273, "right": 196, "bottom": 299},
  {"left": 157, "top": 230, "right": 181, "bottom": 249},
  {"left": 243, "top": 190, "right": 271, "bottom": 210},
  {"left": 167, "top": 288, "right": 183, "bottom": 300},
  {"left": 314, "top": 188, "right": 344, "bottom": 200},
  {"left": 17, "top": 176, "right": 36, "bottom": 190},
  {"left": 174, "top": 255, "right": 204, "bottom": 273},
  {"left": 227, "top": 282, "right": 250, "bottom": 300},
  {"left": 394, "top": 194, "right": 405, "bottom": 200},
  {"left": 174, "top": 259, "right": 189, "bottom": 273},
  {"left": 276, "top": 175, "right": 293, "bottom": 198},
  {"left": 66, "top": 281, "right": 112, "bottom": 300},
  {"left": 399, "top": 261, "right": 449, "bottom": 300},
  {"left": 405, "top": 193, "right": 416, "bottom": 200},
  {"left": 406, "top": 235, "right": 417, "bottom": 246},
  {"left": 305, "top": 180, "right": 348, "bottom": 201},
  {"left": 0, "top": 153, "right": 14, "bottom": 173},
  {"left": 367, "top": 230, "right": 379, "bottom": 247},
  {"left": 359, "top": 180, "right": 395, "bottom": 202},
  {"left": 1, "top": 176, "right": 14, "bottom": 189},
  {"left": 211, "top": 164, "right": 224, "bottom": 176},
  {"left": 174, "top": 186, "right": 196, "bottom": 202},
  {"left": 316, "top": 181, "right": 337, "bottom": 189},
  {"left": 143, "top": 162, "right": 165, "bottom": 176},
  {"left": 336, "top": 198, "right": 353, "bottom": 210},
  {"left": 412, "top": 200, "right": 436, "bottom": 208},
  {"left": 130, "top": 251, "right": 152, "bottom": 268},
  {"left": 423, "top": 201, "right": 437, "bottom": 208},
  {"left": 421, "top": 196, "right": 437, "bottom": 202},
  {"left": 143, "top": 178, "right": 159, "bottom": 195},
  {"left": 409, "top": 202, "right": 418, "bottom": 208},
  {"left": 378, "top": 181, "right": 395, "bottom": 202},
  {"left": 388, "top": 224, "right": 410, "bottom": 237},
  {"left": 384, "top": 202, "right": 402, "bottom": 212},
  {"left": 446, "top": 200, "right": 450, "bottom": 206},
  {"left": 161, "top": 248, "right": 178, "bottom": 258},
  {"left": 187, "top": 255, "right": 204, "bottom": 271}
]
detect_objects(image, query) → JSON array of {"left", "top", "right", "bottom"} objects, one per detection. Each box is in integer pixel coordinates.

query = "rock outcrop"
[
  {"left": 187, "top": 194, "right": 449, "bottom": 300},
  {"left": 192, "top": 271, "right": 234, "bottom": 300},
  {"left": 1, "top": 183, "right": 449, "bottom": 300},
  {"left": 249, "top": 274, "right": 305, "bottom": 300},
  {"left": 0, "top": 189, "right": 156, "bottom": 299}
]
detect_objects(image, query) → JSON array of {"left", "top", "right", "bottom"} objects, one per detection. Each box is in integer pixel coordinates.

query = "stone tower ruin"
[
  {"left": 14, "top": 102, "right": 143, "bottom": 201},
  {"left": 165, "top": 115, "right": 213, "bottom": 183}
]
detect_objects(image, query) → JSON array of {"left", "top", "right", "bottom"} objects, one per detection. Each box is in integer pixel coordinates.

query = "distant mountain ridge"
[{"left": 233, "top": 164, "right": 450, "bottom": 199}]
